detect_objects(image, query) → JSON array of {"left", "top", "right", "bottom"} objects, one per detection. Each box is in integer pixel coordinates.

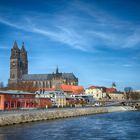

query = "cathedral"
[{"left": 9, "top": 41, "right": 78, "bottom": 88}]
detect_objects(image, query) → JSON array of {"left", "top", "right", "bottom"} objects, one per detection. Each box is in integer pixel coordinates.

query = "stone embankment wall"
[{"left": 0, "top": 106, "right": 134, "bottom": 126}]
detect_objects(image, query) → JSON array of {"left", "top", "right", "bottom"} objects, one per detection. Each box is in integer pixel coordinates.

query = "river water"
[{"left": 0, "top": 111, "right": 139, "bottom": 140}]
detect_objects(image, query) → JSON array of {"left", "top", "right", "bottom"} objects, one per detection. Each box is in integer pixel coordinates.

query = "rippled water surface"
[{"left": 0, "top": 111, "right": 140, "bottom": 140}]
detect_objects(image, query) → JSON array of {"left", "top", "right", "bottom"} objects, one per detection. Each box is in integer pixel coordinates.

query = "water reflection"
[{"left": 0, "top": 111, "right": 140, "bottom": 140}]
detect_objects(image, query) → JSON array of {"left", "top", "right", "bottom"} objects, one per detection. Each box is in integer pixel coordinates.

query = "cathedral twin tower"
[
  {"left": 9, "top": 41, "right": 28, "bottom": 85},
  {"left": 9, "top": 41, "right": 78, "bottom": 88}
]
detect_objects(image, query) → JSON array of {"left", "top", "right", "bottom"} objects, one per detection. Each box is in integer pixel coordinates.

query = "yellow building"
[
  {"left": 108, "top": 93, "right": 124, "bottom": 100},
  {"left": 54, "top": 93, "right": 67, "bottom": 107},
  {"left": 85, "top": 86, "right": 106, "bottom": 100},
  {"left": 35, "top": 90, "right": 67, "bottom": 107}
]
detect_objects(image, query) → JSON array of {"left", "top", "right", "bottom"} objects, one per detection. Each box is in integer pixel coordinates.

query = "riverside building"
[
  {"left": 35, "top": 89, "right": 67, "bottom": 107},
  {"left": 0, "top": 90, "right": 52, "bottom": 110},
  {"left": 0, "top": 90, "right": 36, "bottom": 110},
  {"left": 85, "top": 86, "right": 107, "bottom": 100}
]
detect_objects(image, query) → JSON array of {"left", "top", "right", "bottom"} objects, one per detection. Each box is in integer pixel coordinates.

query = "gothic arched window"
[{"left": 12, "top": 74, "right": 15, "bottom": 78}]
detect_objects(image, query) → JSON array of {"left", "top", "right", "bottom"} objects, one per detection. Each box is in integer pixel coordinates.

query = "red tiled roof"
[
  {"left": 88, "top": 86, "right": 98, "bottom": 89},
  {"left": 38, "top": 88, "right": 55, "bottom": 91},
  {"left": 61, "top": 84, "right": 84, "bottom": 94},
  {"left": 106, "top": 88, "right": 117, "bottom": 93},
  {"left": 88, "top": 85, "right": 117, "bottom": 93},
  {"left": 88, "top": 86, "right": 106, "bottom": 89}
]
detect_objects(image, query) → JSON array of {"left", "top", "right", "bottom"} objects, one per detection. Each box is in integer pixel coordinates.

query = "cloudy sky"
[{"left": 0, "top": 0, "right": 140, "bottom": 90}]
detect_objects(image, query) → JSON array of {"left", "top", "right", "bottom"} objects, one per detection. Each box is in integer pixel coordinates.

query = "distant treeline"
[{"left": 125, "top": 92, "right": 140, "bottom": 100}]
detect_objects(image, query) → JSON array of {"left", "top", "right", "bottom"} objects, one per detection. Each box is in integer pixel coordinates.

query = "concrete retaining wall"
[{"left": 0, "top": 106, "right": 133, "bottom": 126}]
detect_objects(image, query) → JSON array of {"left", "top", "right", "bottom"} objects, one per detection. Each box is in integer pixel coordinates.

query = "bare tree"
[{"left": 124, "top": 87, "right": 133, "bottom": 93}]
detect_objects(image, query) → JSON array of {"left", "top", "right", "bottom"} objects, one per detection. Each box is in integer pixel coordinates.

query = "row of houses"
[
  {"left": 0, "top": 83, "right": 124, "bottom": 110},
  {"left": 0, "top": 90, "right": 87, "bottom": 110},
  {"left": 85, "top": 85, "right": 124, "bottom": 100}
]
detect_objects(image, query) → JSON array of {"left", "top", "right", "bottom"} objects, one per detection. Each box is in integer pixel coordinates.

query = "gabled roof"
[
  {"left": 62, "top": 73, "right": 77, "bottom": 80},
  {"left": 38, "top": 88, "right": 55, "bottom": 91},
  {"left": 88, "top": 86, "right": 106, "bottom": 89},
  {"left": 106, "top": 88, "right": 117, "bottom": 93},
  {"left": 60, "top": 84, "right": 84, "bottom": 94},
  {"left": 22, "top": 73, "right": 77, "bottom": 81},
  {"left": 88, "top": 86, "right": 98, "bottom": 89},
  {"left": 88, "top": 85, "right": 108, "bottom": 93},
  {"left": 22, "top": 74, "right": 52, "bottom": 80}
]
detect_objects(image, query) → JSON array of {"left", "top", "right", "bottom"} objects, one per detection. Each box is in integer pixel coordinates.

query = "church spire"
[
  {"left": 13, "top": 40, "right": 19, "bottom": 49},
  {"left": 56, "top": 65, "right": 59, "bottom": 74},
  {"left": 21, "top": 42, "right": 26, "bottom": 52},
  {"left": 112, "top": 82, "right": 116, "bottom": 88}
]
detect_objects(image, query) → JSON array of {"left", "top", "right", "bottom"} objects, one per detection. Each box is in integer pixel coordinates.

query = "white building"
[
  {"left": 71, "top": 94, "right": 95, "bottom": 103},
  {"left": 85, "top": 86, "right": 106, "bottom": 100},
  {"left": 35, "top": 90, "right": 67, "bottom": 107}
]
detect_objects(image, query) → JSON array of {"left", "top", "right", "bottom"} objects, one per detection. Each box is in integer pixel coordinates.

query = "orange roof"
[
  {"left": 88, "top": 86, "right": 106, "bottom": 89},
  {"left": 89, "top": 86, "right": 98, "bottom": 89},
  {"left": 38, "top": 88, "right": 55, "bottom": 91},
  {"left": 106, "top": 88, "right": 117, "bottom": 93},
  {"left": 61, "top": 84, "right": 84, "bottom": 94}
]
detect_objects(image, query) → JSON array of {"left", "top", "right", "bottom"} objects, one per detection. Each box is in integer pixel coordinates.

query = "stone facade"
[
  {"left": 9, "top": 41, "right": 78, "bottom": 88},
  {"left": 0, "top": 106, "right": 133, "bottom": 126},
  {"left": 108, "top": 93, "right": 124, "bottom": 100},
  {"left": 9, "top": 41, "right": 28, "bottom": 85}
]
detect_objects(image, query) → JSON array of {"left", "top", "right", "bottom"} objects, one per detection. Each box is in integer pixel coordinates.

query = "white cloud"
[
  {"left": 123, "top": 29, "right": 140, "bottom": 48},
  {"left": 0, "top": 17, "right": 22, "bottom": 29},
  {"left": 0, "top": 1, "right": 140, "bottom": 51}
]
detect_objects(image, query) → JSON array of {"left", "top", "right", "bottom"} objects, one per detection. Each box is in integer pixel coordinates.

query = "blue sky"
[{"left": 0, "top": 0, "right": 140, "bottom": 90}]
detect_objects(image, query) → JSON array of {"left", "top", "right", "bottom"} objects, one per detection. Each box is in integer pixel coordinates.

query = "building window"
[
  {"left": 5, "top": 102, "right": 9, "bottom": 108},
  {"left": 16, "top": 95, "right": 20, "bottom": 98},
  {"left": 12, "top": 95, "right": 15, "bottom": 98},
  {"left": 21, "top": 95, "right": 24, "bottom": 98},
  {"left": 11, "top": 102, "right": 15, "bottom": 108}
]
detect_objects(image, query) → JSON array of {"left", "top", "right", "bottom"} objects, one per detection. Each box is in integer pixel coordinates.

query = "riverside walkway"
[
  {"left": 0, "top": 106, "right": 111, "bottom": 116},
  {"left": 0, "top": 106, "right": 136, "bottom": 127}
]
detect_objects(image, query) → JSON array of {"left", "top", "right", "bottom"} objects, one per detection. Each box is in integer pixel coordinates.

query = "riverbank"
[{"left": 0, "top": 106, "right": 136, "bottom": 127}]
